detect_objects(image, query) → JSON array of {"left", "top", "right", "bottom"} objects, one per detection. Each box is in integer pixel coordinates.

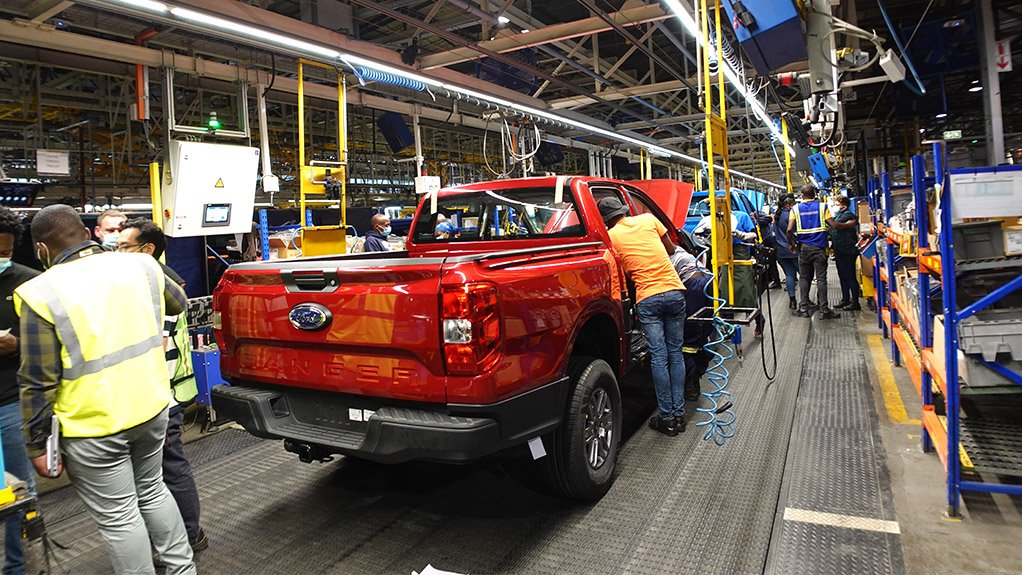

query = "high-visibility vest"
[
  {"left": 793, "top": 201, "right": 829, "bottom": 247},
  {"left": 14, "top": 252, "right": 171, "bottom": 438},
  {"left": 168, "top": 313, "right": 198, "bottom": 404},
  {"left": 794, "top": 201, "right": 827, "bottom": 233}
]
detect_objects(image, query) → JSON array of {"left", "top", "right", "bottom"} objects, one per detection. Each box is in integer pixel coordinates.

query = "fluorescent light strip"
[
  {"left": 170, "top": 7, "right": 341, "bottom": 59},
  {"left": 107, "top": 0, "right": 168, "bottom": 11}
]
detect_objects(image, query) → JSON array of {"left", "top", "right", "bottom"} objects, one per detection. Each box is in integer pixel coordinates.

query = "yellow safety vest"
[
  {"left": 14, "top": 252, "right": 171, "bottom": 438},
  {"left": 169, "top": 313, "right": 198, "bottom": 404}
]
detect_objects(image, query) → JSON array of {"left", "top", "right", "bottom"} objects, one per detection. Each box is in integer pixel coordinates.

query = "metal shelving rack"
[{"left": 873, "top": 142, "right": 1022, "bottom": 516}]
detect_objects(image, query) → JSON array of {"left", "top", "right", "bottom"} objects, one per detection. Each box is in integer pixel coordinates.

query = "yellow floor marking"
[{"left": 867, "top": 334, "right": 922, "bottom": 426}]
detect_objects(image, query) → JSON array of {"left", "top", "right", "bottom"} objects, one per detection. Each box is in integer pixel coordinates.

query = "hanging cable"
[
  {"left": 482, "top": 114, "right": 513, "bottom": 178},
  {"left": 757, "top": 254, "right": 778, "bottom": 381},
  {"left": 262, "top": 51, "right": 276, "bottom": 98}
]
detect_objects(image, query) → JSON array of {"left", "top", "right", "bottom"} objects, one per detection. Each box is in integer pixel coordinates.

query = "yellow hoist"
[{"left": 297, "top": 59, "right": 348, "bottom": 256}]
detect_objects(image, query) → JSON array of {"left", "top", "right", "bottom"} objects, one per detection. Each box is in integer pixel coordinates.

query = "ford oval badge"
[{"left": 288, "top": 303, "right": 332, "bottom": 331}]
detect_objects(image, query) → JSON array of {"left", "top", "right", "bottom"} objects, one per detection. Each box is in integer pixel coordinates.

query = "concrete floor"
[{"left": 859, "top": 311, "right": 1022, "bottom": 575}]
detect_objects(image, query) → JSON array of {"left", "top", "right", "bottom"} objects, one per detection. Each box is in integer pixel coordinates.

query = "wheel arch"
[{"left": 566, "top": 301, "right": 624, "bottom": 378}]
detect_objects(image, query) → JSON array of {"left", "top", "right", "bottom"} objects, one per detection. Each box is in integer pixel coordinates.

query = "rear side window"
[{"left": 412, "top": 186, "right": 586, "bottom": 243}]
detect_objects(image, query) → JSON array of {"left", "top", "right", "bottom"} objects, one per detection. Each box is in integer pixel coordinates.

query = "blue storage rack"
[
  {"left": 872, "top": 142, "right": 1022, "bottom": 517},
  {"left": 258, "top": 209, "right": 309, "bottom": 261}
]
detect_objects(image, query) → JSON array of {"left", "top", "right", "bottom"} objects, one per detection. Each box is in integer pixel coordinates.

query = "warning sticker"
[{"left": 214, "top": 178, "right": 225, "bottom": 188}]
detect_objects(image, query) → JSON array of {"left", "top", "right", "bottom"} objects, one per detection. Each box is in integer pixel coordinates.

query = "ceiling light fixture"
[
  {"left": 105, "top": 0, "right": 167, "bottom": 11},
  {"left": 80, "top": 0, "right": 784, "bottom": 188},
  {"left": 969, "top": 85, "right": 983, "bottom": 92},
  {"left": 520, "top": 28, "right": 530, "bottom": 33},
  {"left": 497, "top": 15, "right": 510, "bottom": 24},
  {"left": 170, "top": 6, "right": 342, "bottom": 59},
  {"left": 936, "top": 113, "right": 948, "bottom": 119}
]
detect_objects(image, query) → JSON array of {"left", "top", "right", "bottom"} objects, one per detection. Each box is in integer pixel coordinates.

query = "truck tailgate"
[{"left": 215, "top": 255, "right": 446, "bottom": 402}]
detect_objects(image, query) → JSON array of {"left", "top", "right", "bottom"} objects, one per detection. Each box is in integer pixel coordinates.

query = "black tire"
[{"left": 539, "top": 356, "right": 622, "bottom": 501}]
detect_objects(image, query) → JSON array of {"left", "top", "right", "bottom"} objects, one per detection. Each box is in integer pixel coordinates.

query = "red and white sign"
[{"left": 996, "top": 39, "right": 1012, "bottom": 73}]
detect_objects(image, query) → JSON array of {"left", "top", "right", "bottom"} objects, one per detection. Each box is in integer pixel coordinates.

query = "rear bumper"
[{"left": 212, "top": 379, "right": 567, "bottom": 464}]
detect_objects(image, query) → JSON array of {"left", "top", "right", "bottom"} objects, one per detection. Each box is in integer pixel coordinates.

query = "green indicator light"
[{"left": 208, "top": 111, "right": 221, "bottom": 131}]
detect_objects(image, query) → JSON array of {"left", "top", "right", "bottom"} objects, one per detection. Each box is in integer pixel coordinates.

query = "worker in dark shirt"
[
  {"left": 363, "top": 214, "right": 392, "bottom": 253},
  {"left": 0, "top": 207, "right": 39, "bottom": 575},
  {"left": 830, "top": 195, "right": 862, "bottom": 311}
]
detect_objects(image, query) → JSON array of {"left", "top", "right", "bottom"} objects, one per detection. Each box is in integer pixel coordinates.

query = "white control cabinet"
[{"left": 161, "top": 141, "right": 260, "bottom": 237}]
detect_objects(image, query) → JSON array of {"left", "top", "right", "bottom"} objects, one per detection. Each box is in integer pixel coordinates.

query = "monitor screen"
[{"left": 203, "top": 204, "right": 231, "bottom": 226}]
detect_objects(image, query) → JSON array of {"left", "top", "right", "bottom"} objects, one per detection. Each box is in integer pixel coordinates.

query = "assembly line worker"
[
  {"left": 670, "top": 248, "right": 712, "bottom": 402},
  {"left": 0, "top": 207, "right": 39, "bottom": 575},
  {"left": 93, "top": 209, "right": 127, "bottom": 251},
  {"left": 118, "top": 219, "right": 209, "bottom": 556},
  {"left": 15, "top": 205, "right": 195, "bottom": 575},
  {"left": 773, "top": 195, "right": 799, "bottom": 310},
  {"left": 830, "top": 195, "right": 863, "bottom": 311},
  {"left": 598, "top": 197, "right": 687, "bottom": 437},
  {"left": 786, "top": 184, "right": 854, "bottom": 319},
  {"left": 363, "top": 214, "right": 392, "bottom": 252}
]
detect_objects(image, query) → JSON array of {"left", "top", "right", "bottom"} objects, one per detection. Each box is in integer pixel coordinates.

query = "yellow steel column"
[
  {"left": 298, "top": 60, "right": 306, "bottom": 229},
  {"left": 149, "top": 162, "right": 162, "bottom": 228},
  {"left": 149, "top": 161, "right": 165, "bottom": 263},
  {"left": 339, "top": 75, "right": 347, "bottom": 237},
  {"left": 782, "top": 117, "right": 794, "bottom": 194},
  {"left": 701, "top": 0, "right": 718, "bottom": 305},
  {"left": 701, "top": 0, "right": 735, "bottom": 307},
  {"left": 714, "top": 0, "right": 735, "bottom": 305}
]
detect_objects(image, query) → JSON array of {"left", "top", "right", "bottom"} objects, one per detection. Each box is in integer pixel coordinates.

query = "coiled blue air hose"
[
  {"left": 695, "top": 246, "right": 738, "bottom": 446},
  {"left": 352, "top": 65, "right": 427, "bottom": 92}
]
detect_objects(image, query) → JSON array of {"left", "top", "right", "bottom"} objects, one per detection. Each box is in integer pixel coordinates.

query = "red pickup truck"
[{"left": 212, "top": 176, "right": 695, "bottom": 500}]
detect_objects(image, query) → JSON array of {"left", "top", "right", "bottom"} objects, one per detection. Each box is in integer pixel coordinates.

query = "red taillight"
[
  {"left": 211, "top": 286, "right": 227, "bottom": 351},
  {"left": 441, "top": 283, "right": 501, "bottom": 375}
]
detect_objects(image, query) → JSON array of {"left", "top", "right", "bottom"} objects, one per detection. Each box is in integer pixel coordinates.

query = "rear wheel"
[{"left": 539, "top": 356, "right": 622, "bottom": 501}]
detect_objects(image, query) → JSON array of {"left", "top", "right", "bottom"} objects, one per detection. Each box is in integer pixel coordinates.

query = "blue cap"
[{"left": 436, "top": 221, "right": 458, "bottom": 234}]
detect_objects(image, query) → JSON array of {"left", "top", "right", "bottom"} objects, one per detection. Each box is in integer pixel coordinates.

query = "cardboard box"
[
  {"left": 859, "top": 254, "right": 874, "bottom": 277},
  {"left": 1005, "top": 224, "right": 1022, "bottom": 256},
  {"left": 268, "top": 235, "right": 302, "bottom": 260},
  {"left": 858, "top": 203, "right": 871, "bottom": 224}
]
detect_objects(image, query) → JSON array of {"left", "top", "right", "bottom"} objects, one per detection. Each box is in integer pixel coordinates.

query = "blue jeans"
[
  {"left": 637, "top": 290, "right": 687, "bottom": 419},
  {"left": 779, "top": 257, "right": 798, "bottom": 298},
  {"left": 1, "top": 401, "right": 36, "bottom": 575}
]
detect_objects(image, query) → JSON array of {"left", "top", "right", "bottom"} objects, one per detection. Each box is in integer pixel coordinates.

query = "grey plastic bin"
[
  {"left": 952, "top": 221, "right": 1005, "bottom": 261},
  {"left": 958, "top": 308, "right": 1022, "bottom": 361}
]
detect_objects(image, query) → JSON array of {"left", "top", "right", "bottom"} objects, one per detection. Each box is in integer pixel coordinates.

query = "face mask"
[
  {"left": 380, "top": 226, "right": 392, "bottom": 237},
  {"left": 102, "top": 232, "right": 120, "bottom": 249},
  {"left": 0, "top": 258, "right": 11, "bottom": 274}
]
